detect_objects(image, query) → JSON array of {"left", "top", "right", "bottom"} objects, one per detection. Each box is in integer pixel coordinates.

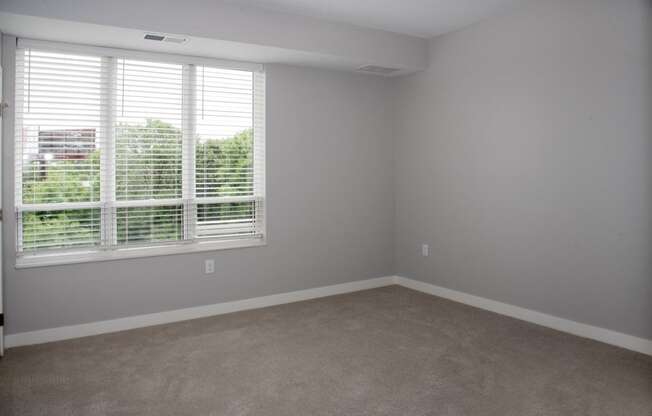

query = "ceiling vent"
[
  {"left": 356, "top": 65, "right": 400, "bottom": 75},
  {"left": 144, "top": 33, "right": 188, "bottom": 44}
]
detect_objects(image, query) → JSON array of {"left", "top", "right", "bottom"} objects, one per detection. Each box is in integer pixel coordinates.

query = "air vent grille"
[
  {"left": 144, "top": 34, "right": 165, "bottom": 41},
  {"left": 144, "top": 33, "right": 188, "bottom": 44},
  {"left": 356, "top": 65, "right": 400, "bottom": 75}
]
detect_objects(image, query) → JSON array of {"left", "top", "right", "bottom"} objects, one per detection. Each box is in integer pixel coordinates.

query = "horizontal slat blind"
[
  {"left": 194, "top": 66, "right": 264, "bottom": 240},
  {"left": 115, "top": 205, "right": 184, "bottom": 246},
  {"left": 196, "top": 66, "right": 253, "bottom": 197},
  {"left": 115, "top": 59, "right": 184, "bottom": 201},
  {"left": 20, "top": 208, "right": 102, "bottom": 251},
  {"left": 15, "top": 49, "right": 106, "bottom": 252},
  {"left": 113, "top": 59, "right": 185, "bottom": 247},
  {"left": 14, "top": 41, "right": 265, "bottom": 258}
]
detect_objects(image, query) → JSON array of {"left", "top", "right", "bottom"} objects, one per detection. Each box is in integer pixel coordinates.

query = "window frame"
[{"left": 13, "top": 39, "right": 266, "bottom": 268}]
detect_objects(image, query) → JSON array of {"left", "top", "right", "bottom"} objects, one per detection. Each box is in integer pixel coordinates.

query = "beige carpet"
[{"left": 1, "top": 285, "right": 650, "bottom": 415}]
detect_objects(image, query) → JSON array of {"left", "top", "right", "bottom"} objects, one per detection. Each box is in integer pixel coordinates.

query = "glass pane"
[
  {"left": 196, "top": 201, "right": 258, "bottom": 239},
  {"left": 195, "top": 66, "right": 254, "bottom": 198},
  {"left": 18, "top": 50, "right": 103, "bottom": 204},
  {"left": 195, "top": 130, "right": 253, "bottom": 197},
  {"left": 116, "top": 205, "right": 183, "bottom": 245},
  {"left": 115, "top": 59, "right": 183, "bottom": 200},
  {"left": 21, "top": 209, "right": 101, "bottom": 251}
]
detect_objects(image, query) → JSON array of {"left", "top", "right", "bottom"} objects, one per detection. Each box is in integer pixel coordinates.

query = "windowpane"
[
  {"left": 116, "top": 205, "right": 183, "bottom": 245},
  {"left": 21, "top": 209, "right": 101, "bottom": 251},
  {"left": 115, "top": 59, "right": 183, "bottom": 201},
  {"left": 195, "top": 129, "right": 254, "bottom": 197},
  {"left": 17, "top": 50, "right": 103, "bottom": 204},
  {"left": 195, "top": 66, "right": 254, "bottom": 198},
  {"left": 196, "top": 201, "right": 261, "bottom": 239}
]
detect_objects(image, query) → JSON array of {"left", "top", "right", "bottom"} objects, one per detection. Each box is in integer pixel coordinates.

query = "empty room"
[{"left": 0, "top": 0, "right": 650, "bottom": 414}]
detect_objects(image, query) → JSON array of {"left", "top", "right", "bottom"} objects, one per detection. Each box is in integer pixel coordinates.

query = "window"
[{"left": 14, "top": 40, "right": 265, "bottom": 267}]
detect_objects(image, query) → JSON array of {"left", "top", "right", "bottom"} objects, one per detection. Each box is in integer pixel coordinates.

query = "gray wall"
[
  {"left": 4, "top": 0, "right": 651, "bottom": 341},
  {"left": 2, "top": 49, "right": 394, "bottom": 334},
  {"left": 393, "top": 0, "right": 652, "bottom": 339}
]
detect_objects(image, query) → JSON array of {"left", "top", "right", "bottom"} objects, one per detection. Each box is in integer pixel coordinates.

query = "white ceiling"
[
  {"left": 0, "top": 0, "right": 526, "bottom": 75},
  {"left": 234, "top": 0, "right": 526, "bottom": 38}
]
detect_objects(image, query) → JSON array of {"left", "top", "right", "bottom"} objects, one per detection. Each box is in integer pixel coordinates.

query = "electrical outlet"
[
  {"left": 421, "top": 244, "right": 430, "bottom": 257},
  {"left": 204, "top": 259, "right": 215, "bottom": 274}
]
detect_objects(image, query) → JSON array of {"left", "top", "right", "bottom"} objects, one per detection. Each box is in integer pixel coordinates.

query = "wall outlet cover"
[{"left": 204, "top": 259, "right": 215, "bottom": 274}]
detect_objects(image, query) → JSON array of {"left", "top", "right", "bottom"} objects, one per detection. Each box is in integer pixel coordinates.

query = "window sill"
[{"left": 15, "top": 238, "right": 266, "bottom": 269}]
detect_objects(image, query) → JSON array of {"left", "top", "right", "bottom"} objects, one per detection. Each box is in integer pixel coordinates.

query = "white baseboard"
[
  {"left": 394, "top": 276, "right": 652, "bottom": 356},
  {"left": 5, "top": 276, "right": 395, "bottom": 348},
  {"left": 6, "top": 275, "right": 651, "bottom": 356}
]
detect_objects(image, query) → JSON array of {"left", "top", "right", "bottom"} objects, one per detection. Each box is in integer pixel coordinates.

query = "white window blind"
[
  {"left": 194, "top": 65, "right": 264, "bottom": 241},
  {"left": 114, "top": 58, "right": 185, "bottom": 247},
  {"left": 14, "top": 39, "right": 265, "bottom": 265}
]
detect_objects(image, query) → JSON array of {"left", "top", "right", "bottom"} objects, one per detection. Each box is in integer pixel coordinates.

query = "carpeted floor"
[{"left": 0, "top": 285, "right": 650, "bottom": 416}]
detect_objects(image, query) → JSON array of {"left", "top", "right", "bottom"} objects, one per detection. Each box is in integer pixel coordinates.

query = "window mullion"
[
  {"left": 182, "top": 64, "right": 197, "bottom": 241},
  {"left": 253, "top": 70, "right": 266, "bottom": 239},
  {"left": 14, "top": 49, "right": 25, "bottom": 252},
  {"left": 101, "top": 56, "right": 117, "bottom": 249}
]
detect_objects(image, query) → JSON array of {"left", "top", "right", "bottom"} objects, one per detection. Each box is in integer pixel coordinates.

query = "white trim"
[
  {"left": 4, "top": 276, "right": 395, "bottom": 348},
  {"left": 182, "top": 63, "right": 196, "bottom": 241},
  {"left": 17, "top": 38, "right": 264, "bottom": 73},
  {"left": 16, "top": 196, "right": 265, "bottom": 211},
  {"left": 394, "top": 276, "right": 652, "bottom": 356},
  {"left": 102, "top": 55, "right": 117, "bottom": 247},
  {"left": 17, "top": 202, "right": 104, "bottom": 212},
  {"left": 16, "top": 237, "right": 266, "bottom": 268}
]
